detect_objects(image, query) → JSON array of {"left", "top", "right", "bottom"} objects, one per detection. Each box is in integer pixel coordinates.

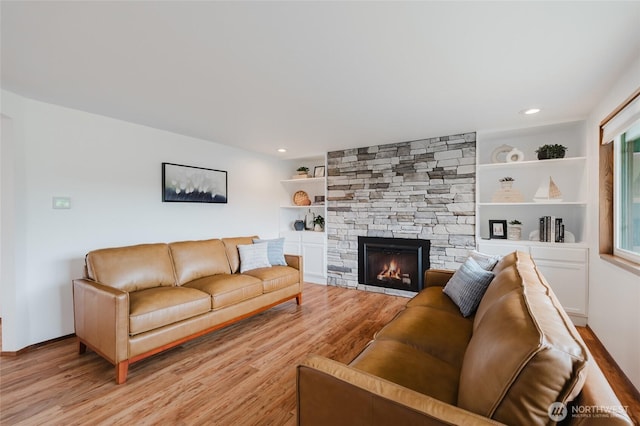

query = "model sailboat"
[{"left": 533, "top": 177, "right": 562, "bottom": 202}]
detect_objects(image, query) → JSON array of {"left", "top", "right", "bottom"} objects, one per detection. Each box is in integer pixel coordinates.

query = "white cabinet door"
[
  {"left": 302, "top": 242, "right": 326, "bottom": 284},
  {"left": 284, "top": 241, "right": 301, "bottom": 255},
  {"left": 280, "top": 230, "right": 327, "bottom": 285},
  {"left": 530, "top": 247, "right": 588, "bottom": 322},
  {"left": 477, "top": 241, "right": 530, "bottom": 256},
  {"left": 476, "top": 242, "right": 588, "bottom": 325},
  {"left": 281, "top": 231, "right": 302, "bottom": 255}
]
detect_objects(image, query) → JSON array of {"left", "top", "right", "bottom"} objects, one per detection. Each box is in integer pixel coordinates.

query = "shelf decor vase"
[
  {"left": 305, "top": 210, "right": 315, "bottom": 230},
  {"left": 508, "top": 225, "right": 522, "bottom": 241},
  {"left": 294, "top": 220, "right": 305, "bottom": 231}
]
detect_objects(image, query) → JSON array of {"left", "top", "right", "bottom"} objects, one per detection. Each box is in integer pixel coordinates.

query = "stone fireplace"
[
  {"left": 326, "top": 132, "right": 476, "bottom": 296},
  {"left": 358, "top": 236, "right": 430, "bottom": 292}
]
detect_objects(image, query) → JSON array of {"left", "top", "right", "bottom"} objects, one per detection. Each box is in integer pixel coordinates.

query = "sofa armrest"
[
  {"left": 72, "top": 278, "right": 129, "bottom": 364},
  {"left": 285, "top": 254, "right": 302, "bottom": 270},
  {"left": 285, "top": 254, "right": 304, "bottom": 284},
  {"left": 297, "top": 355, "right": 504, "bottom": 426},
  {"left": 568, "top": 359, "right": 634, "bottom": 425},
  {"left": 424, "top": 269, "right": 454, "bottom": 288}
]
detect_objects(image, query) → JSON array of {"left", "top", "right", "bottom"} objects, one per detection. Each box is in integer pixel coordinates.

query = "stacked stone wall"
[{"left": 326, "top": 132, "right": 476, "bottom": 291}]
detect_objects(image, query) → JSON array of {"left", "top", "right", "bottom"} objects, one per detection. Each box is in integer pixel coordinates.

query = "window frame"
[
  {"left": 613, "top": 128, "right": 640, "bottom": 264},
  {"left": 599, "top": 87, "right": 640, "bottom": 276}
]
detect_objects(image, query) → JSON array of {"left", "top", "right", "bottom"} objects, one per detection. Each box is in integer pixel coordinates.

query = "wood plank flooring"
[
  {"left": 0, "top": 284, "right": 407, "bottom": 425},
  {"left": 577, "top": 326, "right": 640, "bottom": 425},
  {"left": 1, "top": 283, "right": 638, "bottom": 425}
]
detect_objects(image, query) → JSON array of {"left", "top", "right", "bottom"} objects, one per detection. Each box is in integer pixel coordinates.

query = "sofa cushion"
[
  {"left": 350, "top": 339, "right": 460, "bottom": 405},
  {"left": 253, "top": 238, "right": 287, "bottom": 266},
  {"left": 222, "top": 236, "right": 259, "bottom": 273},
  {"left": 86, "top": 243, "right": 175, "bottom": 292},
  {"left": 443, "top": 257, "right": 495, "bottom": 317},
  {"left": 238, "top": 243, "right": 272, "bottom": 273},
  {"left": 183, "top": 274, "right": 263, "bottom": 310},
  {"left": 129, "top": 286, "right": 211, "bottom": 335},
  {"left": 169, "top": 239, "right": 232, "bottom": 285},
  {"left": 458, "top": 254, "right": 589, "bottom": 425},
  {"left": 406, "top": 286, "right": 462, "bottom": 315},
  {"left": 374, "top": 306, "right": 473, "bottom": 369},
  {"left": 491, "top": 250, "right": 518, "bottom": 274},
  {"left": 242, "top": 265, "right": 300, "bottom": 293}
]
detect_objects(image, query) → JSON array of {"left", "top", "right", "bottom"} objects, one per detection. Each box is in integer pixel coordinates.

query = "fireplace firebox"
[{"left": 358, "top": 236, "right": 430, "bottom": 292}]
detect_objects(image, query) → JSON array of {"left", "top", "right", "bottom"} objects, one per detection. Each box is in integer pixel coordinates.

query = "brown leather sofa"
[
  {"left": 297, "top": 251, "right": 633, "bottom": 426},
  {"left": 73, "top": 236, "right": 302, "bottom": 384}
]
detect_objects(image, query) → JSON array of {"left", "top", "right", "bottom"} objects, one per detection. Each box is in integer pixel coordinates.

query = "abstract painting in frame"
[{"left": 162, "top": 163, "right": 227, "bottom": 203}]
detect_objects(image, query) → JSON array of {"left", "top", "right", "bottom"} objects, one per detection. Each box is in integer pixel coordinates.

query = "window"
[
  {"left": 600, "top": 87, "right": 640, "bottom": 273},
  {"left": 614, "top": 122, "right": 640, "bottom": 263}
]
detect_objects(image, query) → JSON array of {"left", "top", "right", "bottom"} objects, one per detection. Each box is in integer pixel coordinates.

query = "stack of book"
[{"left": 539, "top": 216, "right": 565, "bottom": 243}]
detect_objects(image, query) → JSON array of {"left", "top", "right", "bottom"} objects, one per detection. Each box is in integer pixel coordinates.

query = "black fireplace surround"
[{"left": 358, "top": 236, "right": 430, "bottom": 292}]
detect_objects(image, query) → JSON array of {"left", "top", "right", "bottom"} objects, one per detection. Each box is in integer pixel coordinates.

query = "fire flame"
[{"left": 377, "top": 259, "right": 402, "bottom": 280}]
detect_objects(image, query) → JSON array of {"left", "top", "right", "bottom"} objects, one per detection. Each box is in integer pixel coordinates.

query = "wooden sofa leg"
[
  {"left": 115, "top": 361, "right": 129, "bottom": 384},
  {"left": 296, "top": 293, "right": 302, "bottom": 305},
  {"left": 78, "top": 340, "right": 87, "bottom": 354}
]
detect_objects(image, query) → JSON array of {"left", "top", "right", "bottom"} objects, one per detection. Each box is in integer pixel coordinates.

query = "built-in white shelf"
[
  {"left": 477, "top": 120, "right": 589, "bottom": 244},
  {"left": 478, "top": 201, "right": 587, "bottom": 206},
  {"left": 279, "top": 156, "right": 328, "bottom": 285},
  {"left": 280, "top": 205, "right": 326, "bottom": 209},
  {"left": 477, "top": 156, "right": 586, "bottom": 169},
  {"left": 280, "top": 177, "right": 326, "bottom": 184},
  {"left": 478, "top": 239, "right": 589, "bottom": 249}
]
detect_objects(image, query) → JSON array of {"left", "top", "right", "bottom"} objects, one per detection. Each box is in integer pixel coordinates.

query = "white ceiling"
[{"left": 2, "top": 1, "right": 640, "bottom": 159}]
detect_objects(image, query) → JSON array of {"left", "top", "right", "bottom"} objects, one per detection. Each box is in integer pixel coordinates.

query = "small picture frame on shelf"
[
  {"left": 489, "top": 220, "right": 507, "bottom": 239},
  {"left": 314, "top": 166, "right": 325, "bottom": 178}
]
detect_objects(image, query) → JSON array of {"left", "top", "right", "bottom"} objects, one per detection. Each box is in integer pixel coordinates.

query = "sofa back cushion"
[
  {"left": 221, "top": 236, "right": 259, "bottom": 273},
  {"left": 86, "top": 243, "right": 175, "bottom": 292},
  {"left": 169, "top": 239, "right": 231, "bottom": 285},
  {"left": 458, "top": 252, "right": 588, "bottom": 425},
  {"left": 473, "top": 251, "right": 547, "bottom": 332}
]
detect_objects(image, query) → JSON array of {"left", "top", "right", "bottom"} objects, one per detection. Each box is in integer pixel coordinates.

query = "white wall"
[
  {"left": 586, "top": 54, "right": 640, "bottom": 389},
  {"left": 0, "top": 90, "right": 288, "bottom": 352}
]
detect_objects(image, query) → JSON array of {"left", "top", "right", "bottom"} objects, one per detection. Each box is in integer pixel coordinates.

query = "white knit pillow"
[
  {"left": 238, "top": 243, "right": 272, "bottom": 273},
  {"left": 469, "top": 250, "right": 502, "bottom": 271}
]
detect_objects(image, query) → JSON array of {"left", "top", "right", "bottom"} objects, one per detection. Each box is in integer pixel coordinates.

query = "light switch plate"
[{"left": 52, "top": 196, "right": 71, "bottom": 209}]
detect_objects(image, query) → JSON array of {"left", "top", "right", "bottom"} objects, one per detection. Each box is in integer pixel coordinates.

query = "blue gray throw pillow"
[
  {"left": 443, "top": 257, "right": 495, "bottom": 317},
  {"left": 252, "top": 238, "right": 287, "bottom": 266}
]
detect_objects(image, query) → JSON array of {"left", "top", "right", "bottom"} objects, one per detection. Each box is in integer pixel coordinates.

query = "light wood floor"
[
  {"left": 0, "top": 284, "right": 407, "bottom": 425},
  {"left": 1, "top": 283, "right": 638, "bottom": 425}
]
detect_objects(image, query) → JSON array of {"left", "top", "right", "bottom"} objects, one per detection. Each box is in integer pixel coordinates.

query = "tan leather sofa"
[
  {"left": 73, "top": 236, "right": 303, "bottom": 384},
  {"left": 297, "top": 251, "right": 633, "bottom": 426}
]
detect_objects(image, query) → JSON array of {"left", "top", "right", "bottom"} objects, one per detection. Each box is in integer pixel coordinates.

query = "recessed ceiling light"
[
  {"left": 521, "top": 108, "right": 541, "bottom": 115},
  {"left": 277, "top": 148, "right": 287, "bottom": 153}
]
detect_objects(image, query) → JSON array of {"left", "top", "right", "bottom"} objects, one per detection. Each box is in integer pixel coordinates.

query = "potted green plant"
[
  {"left": 313, "top": 215, "right": 325, "bottom": 232},
  {"left": 499, "top": 176, "right": 514, "bottom": 189},
  {"left": 295, "top": 166, "right": 309, "bottom": 179},
  {"left": 508, "top": 219, "right": 522, "bottom": 240},
  {"left": 535, "top": 144, "right": 567, "bottom": 160}
]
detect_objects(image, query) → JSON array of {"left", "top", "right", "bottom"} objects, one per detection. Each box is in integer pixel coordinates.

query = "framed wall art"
[
  {"left": 489, "top": 220, "right": 507, "bottom": 239},
  {"left": 162, "top": 162, "right": 227, "bottom": 203}
]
